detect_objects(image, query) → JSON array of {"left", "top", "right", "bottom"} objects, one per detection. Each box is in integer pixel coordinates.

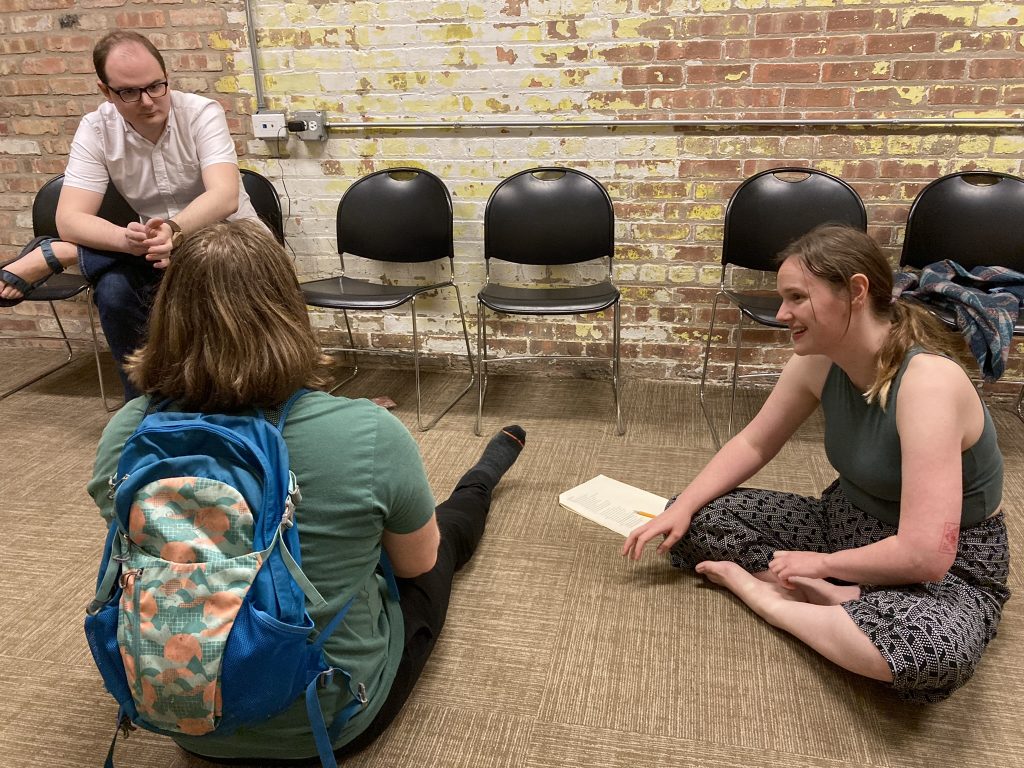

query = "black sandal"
[{"left": 0, "top": 238, "right": 65, "bottom": 307}]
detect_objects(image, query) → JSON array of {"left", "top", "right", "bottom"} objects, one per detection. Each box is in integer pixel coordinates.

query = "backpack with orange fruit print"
[{"left": 85, "top": 390, "right": 382, "bottom": 768}]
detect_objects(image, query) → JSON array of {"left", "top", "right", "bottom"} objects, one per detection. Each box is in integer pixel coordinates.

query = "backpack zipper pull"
[
  {"left": 118, "top": 712, "right": 136, "bottom": 738},
  {"left": 118, "top": 568, "right": 143, "bottom": 590},
  {"left": 283, "top": 470, "right": 301, "bottom": 528},
  {"left": 107, "top": 472, "right": 129, "bottom": 499}
]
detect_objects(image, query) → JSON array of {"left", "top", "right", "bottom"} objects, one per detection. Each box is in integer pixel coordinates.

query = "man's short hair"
[{"left": 93, "top": 31, "right": 167, "bottom": 84}]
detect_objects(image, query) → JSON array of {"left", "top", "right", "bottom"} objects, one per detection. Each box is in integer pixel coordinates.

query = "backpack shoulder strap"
[{"left": 261, "top": 388, "right": 313, "bottom": 431}]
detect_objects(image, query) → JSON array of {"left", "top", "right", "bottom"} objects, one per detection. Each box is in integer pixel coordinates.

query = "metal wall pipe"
[{"left": 323, "top": 116, "right": 1023, "bottom": 131}]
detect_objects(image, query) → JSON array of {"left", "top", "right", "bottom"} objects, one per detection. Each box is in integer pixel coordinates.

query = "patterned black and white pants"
[{"left": 669, "top": 480, "right": 1011, "bottom": 702}]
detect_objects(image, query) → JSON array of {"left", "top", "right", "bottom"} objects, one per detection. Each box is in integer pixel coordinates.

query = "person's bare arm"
[
  {"left": 55, "top": 185, "right": 147, "bottom": 255},
  {"left": 770, "top": 355, "right": 973, "bottom": 587},
  {"left": 383, "top": 514, "right": 441, "bottom": 578},
  {"left": 623, "top": 353, "right": 828, "bottom": 560},
  {"left": 142, "top": 163, "right": 241, "bottom": 266}
]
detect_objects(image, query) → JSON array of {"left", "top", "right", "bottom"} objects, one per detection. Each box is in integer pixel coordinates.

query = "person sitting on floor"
[
  {"left": 623, "top": 224, "right": 1009, "bottom": 702},
  {"left": 87, "top": 219, "right": 526, "bottom": 761},
  {"left": 1, "top": 30, "right": 262, "bottom": 400}
]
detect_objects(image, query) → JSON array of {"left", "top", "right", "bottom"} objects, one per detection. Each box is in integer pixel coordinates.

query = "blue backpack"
[{"left": 85, "top": 390, "right": 396, "bottom": 767}]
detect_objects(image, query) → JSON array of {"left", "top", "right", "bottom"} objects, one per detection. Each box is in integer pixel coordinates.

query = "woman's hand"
[
  {"left": 621, "top": 501, "right": 693, "bottom": 561},
  {"left": 768, "top": 550, "right": 829, "bottom": 588}
]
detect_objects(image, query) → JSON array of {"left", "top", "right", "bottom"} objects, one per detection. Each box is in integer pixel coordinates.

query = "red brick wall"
[{"left": 1, "top": 2, "right": 1022, "bottom": 388}]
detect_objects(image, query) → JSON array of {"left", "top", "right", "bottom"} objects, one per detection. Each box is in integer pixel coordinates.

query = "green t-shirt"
[{"left": 87, "top": 391, "right": 437, "bottom": 759}]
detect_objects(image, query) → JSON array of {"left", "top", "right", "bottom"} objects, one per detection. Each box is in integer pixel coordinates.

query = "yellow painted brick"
[
  {"left": 528, "top": 140, "right": 555, "bottom": 158},
  {"left": 953, "top": 109, "right": 1020, "bottom": 119},
  {"left": 978, "top": 3, "right": 1023, "bottom": 26},
  {"left": 354, "top": 51, "right": 401, "bottom": 69},
  {"left": 484, "top": 97, "right": 513, "bottom": 113},
  {"left": 872, "top": 62, "right": 890, "bottom": 76},
  {"left": 914, "top": 5, "right": 975, "bottom": 26},
  {"left": 695, "top": 183, "right": 717, "bottom": 200},
  {"left": 767, "top": 0, "right": 801, "bottom": 7},
  {"left": 442, "top": 48, "right": 485, "bottom": 67},
  {"left": 265, "top": 72, "right": 321, "bottom": 92},
  {"left": 465, "top": 3, "right": 486, "bottom": 20},
  {"left": 560, "top": 69, "right": 593, "bottom": 87},
  {"left": 285, "top": 4, "right": 314, "bottom": 23},
  {"left": 510, "top": 25, "right": 543, "bottom": 42},
  {"left": 887, "top": 135, "right": 923, "bottom": 154},
  {"left": 526, "top": 95, "right": 556, "bottom": 113},
  {"left": 432, "top": 1, "right": 468, "bottom": 18},
  {"left": 803, "top": 0, "right": 837, "bottom": 6},
  {"left": 522, "top": 73, "right": 555, "bottom": 88},
  {"left": 563, "top": 0, "right": 595, "bottom": 14},
  {"left": 683, "top": 137, "right": 716, "bottom": 155},
  {"left": 735, "top": 0, "right": 768, "bottom": 8},
  {"left": 687, "top": 204, "right": 724, "bottom": 221},
  {"left": 294, "top": 51, "right": 347, "bottom": 70},
  {"left": 702, "top": 0, "right": 732, "bottom": 10},
  {"left": 945, "top": 39, "right": 964, "bottom": 53},
  {"left": 695, "top": 225, "right": 723, "bottom": 243},
  {"left": 639, "top": 265, "right": 668, "bottom": 282},
  {"left": 815, "top": 159, "right": 845, "bottom": 176},
  {"left": 613, "top": 17, "right": 648, "bottom": 37},
  {"left": 422, "top": 24, "right": 474, "bottom": 42},
  {"left": 208, "top": 32, "right": 235, "bottom": 51},
  {"left": 214, "top": 76, "right": 239, "bottom": 93},
  {"left": 668, "top": 265, "right": 697, "bottom": 283},
  {"left": 957, "top": 158, "right": 1019, "bottom": 173},
  {"left": 533, "top": 45, "right": 589, "bottom": 65},
  {"left": 899, "top": 87, "right": 926, "bottom": 105},
  {"left": 993, "top": 136, "right": 1024, "bottom": 154},
  {"left": 575, "top": 323, "right": 603, "bottom": 340},
  {"left": 348, "top": 3, "right": 374, "bottom": 23},
  {"left": 957, "top": 136, "right": 992, "bottom": 154}
]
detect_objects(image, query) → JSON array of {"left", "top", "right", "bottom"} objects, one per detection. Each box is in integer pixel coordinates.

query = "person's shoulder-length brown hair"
[{"left": 125, "top": 219, "right": 326, "bottom": 411}]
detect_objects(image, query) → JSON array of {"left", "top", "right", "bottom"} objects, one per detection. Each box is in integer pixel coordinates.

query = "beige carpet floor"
[{"left": 0, "top": 348, "right": 1021, "bottom": 768}]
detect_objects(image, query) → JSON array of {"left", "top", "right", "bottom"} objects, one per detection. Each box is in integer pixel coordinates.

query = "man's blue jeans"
[{"left": 78, "top": 246, "right": 162, "bottom": 401}]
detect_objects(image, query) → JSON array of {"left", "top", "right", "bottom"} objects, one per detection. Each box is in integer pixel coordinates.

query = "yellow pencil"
[{"left": 634, "top": 510, "right": 657, "bottom": 519}]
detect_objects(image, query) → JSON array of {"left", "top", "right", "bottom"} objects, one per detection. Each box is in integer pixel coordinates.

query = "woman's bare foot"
[
  {"left": 696, "top": 560, "right": 802, "bottom": 620},
  {"left": 786, "top": 576, "right": 861, "bottom": 606},
  {"left": 0, "top": 241, "right": 77, "bottom": 300}
]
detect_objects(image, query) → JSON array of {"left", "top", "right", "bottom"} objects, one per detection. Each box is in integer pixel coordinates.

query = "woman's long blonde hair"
[
  {"left": 778, "top": 225, "right": 966, "bottom": 407},
  {"left": 125, "top": 219, "right": 327, "bottom": 411}
]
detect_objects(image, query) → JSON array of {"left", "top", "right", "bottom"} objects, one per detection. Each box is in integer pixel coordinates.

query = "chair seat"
[
  {"left": 724, "top": 289, "right": 785, "bottom": 328},
  {"left": 478, "top": 281, "right": 619, "bottom": 315},
  {"left": 301, "top": 276, "right": 451, "bottom": 310},
  {"left": 25, "top": 273, "right": 90, "bottom": 302}
]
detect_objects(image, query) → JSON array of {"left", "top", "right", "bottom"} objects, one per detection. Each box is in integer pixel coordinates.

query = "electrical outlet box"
[
  {"left": 252, "top": 111, "right": 286, "bottom": 139},
  {"left": 293, "top": 110, "right": 327, "bottom": 141}
]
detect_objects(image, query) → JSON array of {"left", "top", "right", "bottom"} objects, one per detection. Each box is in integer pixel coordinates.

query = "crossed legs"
[{"left": 696, "top": 561, "right": 892, "bottom": 682}]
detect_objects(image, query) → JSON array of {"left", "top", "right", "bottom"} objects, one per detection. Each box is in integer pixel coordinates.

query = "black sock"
[{"left": 463, "top": 425, "right": 526, "bottom": 489}]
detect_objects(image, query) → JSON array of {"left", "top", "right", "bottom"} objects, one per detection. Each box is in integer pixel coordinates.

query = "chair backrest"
[
  {"left": 722, "top": 167, "right": 867, "bottom": 272},
  {"left": 32, "top": 174, "right": 139, "bottom": 238},
  {"left": 900, "top": 171, "right": 1024, "bottom": 272},
  {"left": 336, "top": 167, "right": 452, "bottom": 263},
  {"left": 240, "top": 168, "right": 285, "bottom": 245},
  {"left": 484, "top": 167, "right": 614, "bottom": 266}
]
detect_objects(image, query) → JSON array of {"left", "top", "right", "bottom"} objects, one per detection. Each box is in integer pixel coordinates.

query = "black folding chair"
[
  {"left": 900, "top": 170, "right": 1024, "bottom": 422},
  {"left": 699, "top": 167, "right": 867, "bottom": 448},
  {"left": 299, "top": 168, "right": 474, "bottom": 431},
  {"left": 477, "top": 167, "right": 623, "bottom": 435},
  {"left": 240, "top": 168, "right": 285, "bottom": 245},
  {"left": 1, "top": 174, "right": 138, "bottom": 409}
]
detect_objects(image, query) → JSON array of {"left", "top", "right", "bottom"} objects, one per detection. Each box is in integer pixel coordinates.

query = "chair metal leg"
[
  {"left": 86, "top": 290, "right": 121, "bottom": 412},
  {"left": 728, "top": 314, "right": 745, "bottom": 440},
  {"left": 326, "top": 309, "right": 359, "bottom": 394},
  {"left": 0, "top": 301, "right": 75, "bottom": 401},
  {"left": 612, "top": 300, "right": 624, "bottom": 435},
  {"left": 475, "top": 300, "right": 488, "bottom": 436},
  {"left": 698, "top": 291, "right": 726, "bottom": 450},
  {"left": 411, "top": 283, "right": 475, "bottom": 431}
]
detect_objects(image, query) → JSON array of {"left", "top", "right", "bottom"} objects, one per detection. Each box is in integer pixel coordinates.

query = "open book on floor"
[{"left": 559, "top": 474, "right": 669, "bottom": 537}]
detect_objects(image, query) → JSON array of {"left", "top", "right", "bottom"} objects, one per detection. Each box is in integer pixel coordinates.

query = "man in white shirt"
[{"left": 0, "top": 30, "right": 261, "bottom": 399}]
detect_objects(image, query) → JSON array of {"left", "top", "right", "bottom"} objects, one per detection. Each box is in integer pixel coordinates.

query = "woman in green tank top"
[{"left": 622, "top": 225, "right": 1009, "bottom": 702}]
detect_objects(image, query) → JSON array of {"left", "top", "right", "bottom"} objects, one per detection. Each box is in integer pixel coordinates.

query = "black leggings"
[{"left": 205, "top": 468, "right": 493, "bottom": 765}]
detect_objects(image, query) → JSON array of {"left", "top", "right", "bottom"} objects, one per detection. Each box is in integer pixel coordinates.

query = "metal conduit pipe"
[
  {"left": 323, "top": 116, "right": 1024, "bottom": 131},
  {"left": 243, "top": 0, "right": 265, "bottom": 110}
]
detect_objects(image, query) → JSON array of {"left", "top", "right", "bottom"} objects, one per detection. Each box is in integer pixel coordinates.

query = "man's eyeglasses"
[{"left": 108, "top": 80, "right": 168, "bottom": 103}]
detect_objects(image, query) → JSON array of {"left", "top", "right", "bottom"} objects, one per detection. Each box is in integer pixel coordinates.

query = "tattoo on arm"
[{"left": 939, "top": 522, "right": 959, "bottom": 555}]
